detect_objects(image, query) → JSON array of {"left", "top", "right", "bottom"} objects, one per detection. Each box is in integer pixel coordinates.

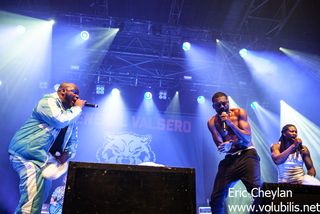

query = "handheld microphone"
[
  {"left": 84, "top": 103, "right": 98, "bottom": 108},
  {"left": 298, "top": 142, "right": 303, "bottom": 151},
  {"left": 222, "top": 122, "right": 227, "bottom": 132},
  {"left": 221, "top": 111, "right": 227, "bottom": 132},
  {"left": 294, "top": 138, "right": 304, "bottom": 151}
]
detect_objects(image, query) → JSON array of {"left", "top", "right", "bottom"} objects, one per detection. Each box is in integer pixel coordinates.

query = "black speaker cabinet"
[
  {"left": 62, "top": 161, "right": 196, "bottom": 214},
  {"left": 252, "top": 182, "right": 320, "bottom": 213}
]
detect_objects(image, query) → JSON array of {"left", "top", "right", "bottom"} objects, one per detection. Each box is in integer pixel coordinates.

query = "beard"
[{"left": 62, "top": 98, "right": 74, "bottom": 109}]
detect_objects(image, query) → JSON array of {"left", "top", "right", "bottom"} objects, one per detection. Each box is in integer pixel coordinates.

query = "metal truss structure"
[
  {"left": 4, "top": 0, "right": 304, "bottom": 96},
  {"left": 54, "top": 17, "right": 250, "bottom": 95},
  {"left": 237, "top": 0, "right": 301, "bottom": 38}
]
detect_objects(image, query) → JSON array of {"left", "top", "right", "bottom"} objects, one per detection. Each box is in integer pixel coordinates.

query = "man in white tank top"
[{"left": 271, "top": 124, "right": 320, "bottom": 185}]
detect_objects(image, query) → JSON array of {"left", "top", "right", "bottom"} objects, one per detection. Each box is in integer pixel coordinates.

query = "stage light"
[
  {"left": 251, "top": 101, "right": 258, "bottom": 109},
  {"left": 111, "top": 88, "right": 120, "bottom": 96},
  {"left": 144, "top": 91, "right": 152, "bottom": 100},
  {"left": 216, "top": 39, "right": 220, "bottom": 43},
  {"left": 175, "top": 91, "right": 179, "bottom": 95},
  {"left": 96, "top": 84, "right": 105, "bottom": 95},
  {"left": 197, "top": 96, "right": 205, "bottom": 104},
  {"left": 183, "top": 75, "right": 192, "bottom": 80},
  {"left": 48, "top": 19, "right": 55, "bottom": 25},
  {"left": 159, "top": 90, "right": 167, "bottom": 100},
  {"left": 0, "top": 80, "right": 2, "bottom": 86},
  {"left": 70, "top": 65, "right": 80, "bottom": 70},
  {"left": 16, "top": 25, "right": 26, "bottom": 34},
  {"left": 54, "top": 84, "right": 60, "bottom": 91},
  {"left": 80, "top": 31, "right": 90, "bottom": 40},
  {"left": 182, "top": 42, "right": 191, "bottom": 51},
  {"left": 239, "top": 48, "right": 248, "bottom": 57},
  {"left": 39, "top": 81, "right": 48, "bottom": 89}
]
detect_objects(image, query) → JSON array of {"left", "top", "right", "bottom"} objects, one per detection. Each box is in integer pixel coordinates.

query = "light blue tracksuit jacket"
[{"left": 8, "top": 92, "right": 82, "bottom": 214}]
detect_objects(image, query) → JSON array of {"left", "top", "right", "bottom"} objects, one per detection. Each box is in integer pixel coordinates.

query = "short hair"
[{"left": 211, "top": 92, "right": 228, "bottom": 103}]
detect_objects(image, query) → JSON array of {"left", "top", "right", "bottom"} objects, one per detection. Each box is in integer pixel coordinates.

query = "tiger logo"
[{"left": 96, "top": 132, "right": 156, "bottom": 164}]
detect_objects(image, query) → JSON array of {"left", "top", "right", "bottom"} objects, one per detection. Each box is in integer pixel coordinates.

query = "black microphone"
[
  {"left": 84, "top": 103, "right": 98, "bottom": 108},
  {"left": 294, "top": 138, "right": 304, "bottom": 151},
  {"left": 221, "top": 111, "right": 227, "bottom": 132}
]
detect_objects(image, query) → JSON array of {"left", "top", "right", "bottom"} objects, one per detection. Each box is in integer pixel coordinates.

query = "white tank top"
[{"left": 277, "top": 142, "right": 304, "bottom": 183}]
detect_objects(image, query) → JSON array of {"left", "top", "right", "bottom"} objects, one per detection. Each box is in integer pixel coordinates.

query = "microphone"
[
  {"left": 223, "top": 122, "right": 227, "bottom": 132},
  {"left": 84, "top": 103, "right": 98, "bottom": 108},
  {"left": 221, "top": 111, "right": 227, "bottom": 132},
  {"left": 294, "top": 138, "right": 304, "bottom": 151}
]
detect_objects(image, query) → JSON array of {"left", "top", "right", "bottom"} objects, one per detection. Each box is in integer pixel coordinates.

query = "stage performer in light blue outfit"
[{"left": 9, "top": 83, "right": 86, "bottom": 214}]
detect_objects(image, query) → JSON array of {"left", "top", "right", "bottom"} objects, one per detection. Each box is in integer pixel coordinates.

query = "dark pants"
[{"left": 210, "top": 148, "right": 261, "bottom": 214}]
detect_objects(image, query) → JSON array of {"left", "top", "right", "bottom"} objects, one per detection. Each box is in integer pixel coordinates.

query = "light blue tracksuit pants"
[{"left": 10, "top": 155, "right": 51, "bottom": 214}]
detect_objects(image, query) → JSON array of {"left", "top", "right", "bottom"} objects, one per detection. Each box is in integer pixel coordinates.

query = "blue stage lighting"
[
  {"left": 197, "top": 96, "right": 205, "bottom": 104},
  {"left": 80, "top": 31, "right": 90, "bottom": 40},
  {"left": 111, "top": 88, "right": 120, "bottom": 96},
  {"left": 16, "top": 25, "right": 26, "bottom": 34},
  {"left": 48, "top": 19, "right": 55, "bottom": 25},
  {"left": 158, "top": 90, "right": 167, "bottom": 100},
  {"left": 54, "top": 83, "right": 60, "bottom": 92},
  {"left": 96, "top": 84, "right": 105, "bottom": 95},
  {"left": 144, "top": 91, "right": 152, "bottom": 100},
  {"left": 39, "top": 81, "right": 48, "bottom": 89},
  {"left": 182, "top": 42, "right": 191, "bottom": 51},
  {"left": 183, "top": 75, "right": 192, "bottom": 80},
  {"left": 251, "top": 101, "right": 258, "bottom": 109},
  {"left": 239, "top": 48, "right": 248, "bottom": 57}
]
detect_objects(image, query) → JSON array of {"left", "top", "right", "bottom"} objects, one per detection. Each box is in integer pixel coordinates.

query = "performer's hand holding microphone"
[
  {"left": 74, "top": 99, "right": 86, "bottom": 108},
  {"left": 294, "top": 137, "right": 304, "bottom": 151},
  {"left": 220, "top": 111, "right": 228, "bottom": 132},
  {"left": 74, "top": 99, "right": 98, "bottom": 108}
]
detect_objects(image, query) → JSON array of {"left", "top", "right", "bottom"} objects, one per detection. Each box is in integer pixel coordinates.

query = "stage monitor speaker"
[
  {"left": 252, "top": 182, "right": 320, "bottom": 213},
  {"left": 63, "top": 161, "right": 196, "bottom": 214}
]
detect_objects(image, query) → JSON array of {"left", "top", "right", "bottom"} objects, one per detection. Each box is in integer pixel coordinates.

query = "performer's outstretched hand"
[{"left": 218, "top": 141, "right": 232, "bottom": 153}]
